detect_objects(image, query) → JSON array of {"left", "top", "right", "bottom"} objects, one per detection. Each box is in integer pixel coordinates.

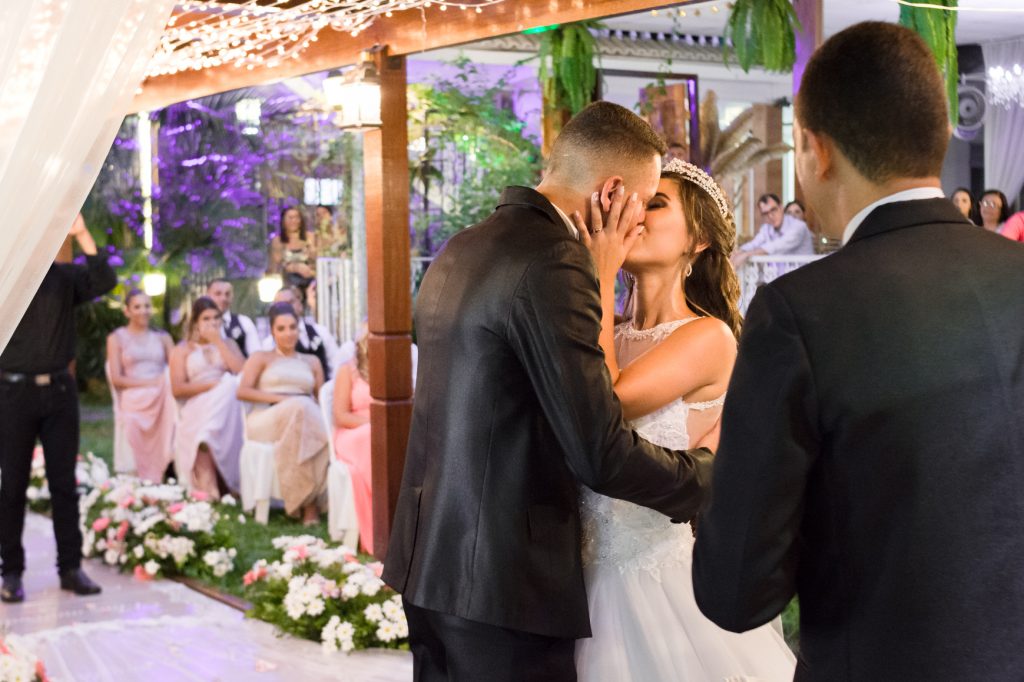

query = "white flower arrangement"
[
  {"left": 25, "top": 448, "right": 109, "bottom": 514},
  {"left": 244, "top": 536, "right": 407, "bottom": 654},
  {"left": 203, "top": 548, "right": 238, "bottom": 578},
  {"left": 0, "top": 633, "right": 48, "bottom": 682},
  {"left": 79, "top": 476, "right": 236, "bottom": 582}
]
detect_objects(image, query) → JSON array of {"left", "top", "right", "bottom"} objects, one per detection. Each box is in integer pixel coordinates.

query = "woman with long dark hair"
[
  {"left": 237, "top": 302, "right": 328, "bottom": 524},
  {"left": 950, "top": 187, "right": 977, "bottom": 224},
  {"left": 269, "top": 206, "right": 317, "bottom": 290},
  {"left": 571, "top": 159, "right": 794, "bottom": 680},
  {"left": 979, "top": 188, "right": 1012, "bottom": 233},
  {"left": 170, "top": 296, "right": 246, "bottom": 498}
]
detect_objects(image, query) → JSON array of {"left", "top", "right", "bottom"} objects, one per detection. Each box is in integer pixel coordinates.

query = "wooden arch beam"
[{"left": 132, "top": 0, "right": 686, "bottom": 112}]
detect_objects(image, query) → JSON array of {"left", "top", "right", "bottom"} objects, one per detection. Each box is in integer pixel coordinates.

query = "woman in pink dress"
[
  {"left": 170, "top": 296, "right": 246, "bottom": 499},
  {"left": 332, "top": 332, "right": 373, "bottom": 553},
  {"left": 106, "top": 290, "right": 176, "bottom": 483}
]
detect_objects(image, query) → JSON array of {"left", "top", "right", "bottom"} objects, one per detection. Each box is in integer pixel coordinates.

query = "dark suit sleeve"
[
  {"left": 70, "top": 255, "right": 117, "bottom": 305},
  {"left": 692, "top": 284, "right": 820, "bottom": 632},
  {"left": 507, "top": 242, "right": 713, "bottom": 522}
]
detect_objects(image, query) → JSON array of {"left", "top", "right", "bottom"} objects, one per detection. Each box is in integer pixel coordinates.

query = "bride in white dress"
[{"left": 572, "top": 159, "right": 796, "bottom": 681}]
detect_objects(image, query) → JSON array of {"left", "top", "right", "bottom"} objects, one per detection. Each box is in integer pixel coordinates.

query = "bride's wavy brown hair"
[{"left": 623, "top": 171, "right": 743, "bottom": 339}]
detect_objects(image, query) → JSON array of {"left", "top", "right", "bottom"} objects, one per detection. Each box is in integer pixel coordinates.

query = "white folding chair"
[
  {"left": 105, "top": 362, "right": 136, "bottom": 476},
  {"left": 238, "top": 403, "right": 280, "bottom": 525},
  {"left": 319, "top": 380, "right": 360, "bottom": 547}
]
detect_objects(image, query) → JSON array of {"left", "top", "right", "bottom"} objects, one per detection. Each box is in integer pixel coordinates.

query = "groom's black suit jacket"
[
  {"left": 382, "top": 186, "right": 713, "bottom": 639},
  {"left": 693, "top": 198, "right": 1024, "bottom": 680}
]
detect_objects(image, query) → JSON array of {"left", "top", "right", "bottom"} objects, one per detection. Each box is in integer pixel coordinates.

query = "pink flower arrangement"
[
  {"left": 133, "top": 565, "right": 154, "bottom": 582},
  {"left": 118, "top": 495, "right": 135, "bottom": 508},
  {"left": 166, "top": 502, "right": 185, "bottom": 515},
  {"left": 116, "top": 521, "right": 130, "bottom": 542},
  {"left": 243, "top": 566, "right": 268, "bottom": 586},
  {"left": 92, "top": 517, "right": 111, "bottom": 532}
]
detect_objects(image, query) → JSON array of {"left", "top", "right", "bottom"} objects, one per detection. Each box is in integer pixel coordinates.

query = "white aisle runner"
[{"left": 3, "top": 513, "right": 412, "bottom": 681}]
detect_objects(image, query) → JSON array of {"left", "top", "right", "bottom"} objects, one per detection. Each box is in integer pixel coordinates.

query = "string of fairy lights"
[{"left": 147, "top": 0, "right": 507, "bottom": 78}]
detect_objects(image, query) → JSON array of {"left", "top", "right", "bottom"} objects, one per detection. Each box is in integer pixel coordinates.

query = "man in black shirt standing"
[{"left": 0, "top": 214, "right": 117, "bottom": 603}]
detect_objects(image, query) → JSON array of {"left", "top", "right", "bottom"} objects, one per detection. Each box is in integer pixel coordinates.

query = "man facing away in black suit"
[
  {"left": 382, "top": 102, "right": 715, "bottom": 680},
  {"left": 693, "top": 22, "right": 1024, "bottom": 681}
]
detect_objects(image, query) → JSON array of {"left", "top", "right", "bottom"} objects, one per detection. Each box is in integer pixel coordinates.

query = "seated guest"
[
  {"left": 949, "top": 187, "right": 977, "bottom": 224},
  {"left": 784, "top": 199, "right": 806, "bottom": 222},
  {"left": 332, "top": 330, "right": 374, "bottom": 553},
  {"left": 239, "top": 303, "right": 329, "bottom": 524},
  {"left": 1000, "top": 210, "right": 1024, "bottom": 242},
  {"left": 206, "top": 278, "right": 260, "bottom": 357},
  {"left": 979, "top": 189, "right": 1012, "bottom": 233},
  {"left": 170, "top": 297, "right": 246, "bottom": 498},
  {"left": 106, "top": 290, "right": 176, "bottom": 483},
  {"left": 731, "top": 192, "right": 816, "bottom": 268},
  {"left": 261, "top": 286, "right": 340, "bottom": 379}
]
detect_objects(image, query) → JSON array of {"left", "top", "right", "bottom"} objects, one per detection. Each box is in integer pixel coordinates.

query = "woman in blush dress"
[
  {"left": 332, "top": 330, "right": 373, "bottom": 553},
  {"left": 237, "top": 302, "right": 329, "bottom": 524},
  {"left": 170, "top": 296, "right": 246, "bottom": 499},
  {"left": 571, "top": 160, "right": 795, "bottom": 681},
  {"left": 106, "top": 289, "right": 176, "bottom": 483}
]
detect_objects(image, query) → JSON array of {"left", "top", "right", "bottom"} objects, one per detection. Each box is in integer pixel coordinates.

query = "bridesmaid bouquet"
[
  {"left": 25, "top": 448, "right": 109, "bottom": 514},
  {"left": 0, "top": 633, "right": 48, "bottom": 682},
  {"left": 79, "top": 477, "right": 238, "bottom": 582},
  {"left": 243, "top": 535, "right": 408, "bottom": 653}
]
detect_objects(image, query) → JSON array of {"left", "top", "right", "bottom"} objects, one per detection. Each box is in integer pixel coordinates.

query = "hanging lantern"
[
  {"left": 323, "top": 52, "right": 382, "bottom": 129},
  {"left": 258, "top": 274, "right": 284, "bottom": 303}
]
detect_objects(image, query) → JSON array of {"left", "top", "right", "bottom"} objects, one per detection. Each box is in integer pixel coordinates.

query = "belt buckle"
[{"left": 34, "top": 374, "right": 51, "bottom": 386}]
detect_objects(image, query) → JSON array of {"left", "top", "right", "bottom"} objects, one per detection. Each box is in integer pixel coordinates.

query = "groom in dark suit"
[
  {"left": 693, "top": 22, "right": 1024, "bottom": 681},
  {"left": 383, "top": 102, "right": 714, "bottom": 680}
]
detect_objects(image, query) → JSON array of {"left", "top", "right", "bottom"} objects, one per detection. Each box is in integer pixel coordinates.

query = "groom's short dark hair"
[
  {"left": 547, "top": 101, "right": 667, "bottom": 179},
  {"left": 796, "top": 22, "right": 949, "bottom": 183}
]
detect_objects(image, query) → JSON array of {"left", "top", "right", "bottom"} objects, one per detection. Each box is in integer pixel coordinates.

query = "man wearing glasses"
[{"left": 731, "top": 193, "right": 815, "bottom": 268}]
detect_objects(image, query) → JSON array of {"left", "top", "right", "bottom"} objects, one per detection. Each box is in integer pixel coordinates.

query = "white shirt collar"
[
  {"left": 841, "top": 187, "right": 945, "bottom": 245},
  {"left": 551, "top": 203, "right": 580, "bottom": 240}
]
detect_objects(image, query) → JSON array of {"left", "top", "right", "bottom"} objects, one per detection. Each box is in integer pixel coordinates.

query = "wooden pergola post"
[{"left": 363, "top": 48, "right": 413, "bottom": 559}]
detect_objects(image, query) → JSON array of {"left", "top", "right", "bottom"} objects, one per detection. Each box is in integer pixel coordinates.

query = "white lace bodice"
[{"left": 580, "top": 318, "right": 724, "bottom": 579}]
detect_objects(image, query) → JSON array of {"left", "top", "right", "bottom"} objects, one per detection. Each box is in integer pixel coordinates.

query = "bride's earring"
[{"left": 685, "top": 262, "right": 693, "bottom": 278}]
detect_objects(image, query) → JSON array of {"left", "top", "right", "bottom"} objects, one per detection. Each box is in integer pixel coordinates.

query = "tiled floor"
[{"left": 2, "top": 513, "right": 412, "bottom": 681}]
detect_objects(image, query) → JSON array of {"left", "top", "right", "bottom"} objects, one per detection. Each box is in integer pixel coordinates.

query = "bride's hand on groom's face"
[{"left": 575, "top": 186, "right": 644, "bottom": 281}]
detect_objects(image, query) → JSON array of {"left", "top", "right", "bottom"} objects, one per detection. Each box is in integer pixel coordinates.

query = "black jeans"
[
  {"left": 403, "top": 599, "right": 576, "bottom": 682},
  {"left": 0, "top": 373, "right": 82, "bottom": 576}
]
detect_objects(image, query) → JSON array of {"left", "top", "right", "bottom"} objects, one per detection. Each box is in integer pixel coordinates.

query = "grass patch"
[{"left": 208, "top": 508, "right": 332, "bottom": 598}]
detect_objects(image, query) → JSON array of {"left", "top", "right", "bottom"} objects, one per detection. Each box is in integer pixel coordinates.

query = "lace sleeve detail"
[{"left": 616, "top": 317, "right": 701, "bottom": 343}]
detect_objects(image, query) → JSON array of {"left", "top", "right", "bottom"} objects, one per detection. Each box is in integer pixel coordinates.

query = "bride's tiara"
[{"left": 662, "top": 158, "right": 731, "bottom": 221}]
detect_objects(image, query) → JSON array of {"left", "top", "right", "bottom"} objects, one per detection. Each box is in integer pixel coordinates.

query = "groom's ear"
[{"left": 598, "top": 176, "right": 625, "bottom": 213}]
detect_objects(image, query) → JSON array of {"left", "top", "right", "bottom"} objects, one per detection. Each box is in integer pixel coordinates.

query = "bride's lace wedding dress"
[{"left": 575, "top": 318, "right": 796, "bottom": 681}]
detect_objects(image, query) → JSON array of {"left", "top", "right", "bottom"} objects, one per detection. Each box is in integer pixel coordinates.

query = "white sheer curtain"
[
  {"left": 983, "top": 37, "right": 1024, "bottom": 207},
  {"left": 0, "top": 0, "right": 176, "bottom": 353}
]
